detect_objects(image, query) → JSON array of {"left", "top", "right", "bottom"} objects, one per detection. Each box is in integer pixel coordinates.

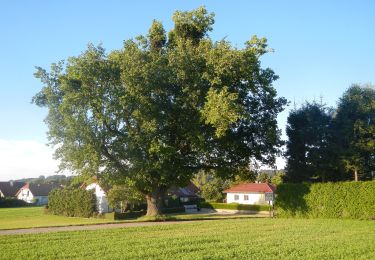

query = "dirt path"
[{"left": 0, "top": 220, "right": 206, "bottom": 236}]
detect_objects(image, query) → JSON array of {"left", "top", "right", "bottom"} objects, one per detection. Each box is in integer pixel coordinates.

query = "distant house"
[
  {"left": 224, "top": 183, "right": 276, "bottom": 205},
  {"left": 0, "top": 181, "right": 25, "bottom": 198},
  {"left": 16, "top": 183, "right": 60, "bottom": 205},
  {"left": 84, "top": 183, "right": 112, "bottom": 214},
  {"left": 166, "top": 182, "right": 200, "bottom": 204}
]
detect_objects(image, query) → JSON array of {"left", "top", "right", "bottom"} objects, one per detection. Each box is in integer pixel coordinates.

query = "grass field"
[
  {"left": 0, "top": 207, "right": 111, "bottom": 230},
  {"left": 1, "top": 218, "right": 374, "bottom": 259},
  {"left": 0, "top": 207, "right": 261, "bottom": 230}
]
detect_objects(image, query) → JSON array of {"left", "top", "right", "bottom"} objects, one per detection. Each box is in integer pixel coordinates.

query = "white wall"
[
  {"left": 226, "top": 192, "right": 273, "bottom": 205},
  {"left": 17, "top": 188, "right": 34, "bottom": 203},
  {"left": 86, "top": 183, "right": 112, "bottom": 213},
  {"left": 17, "top": 188, "right": 48, "bottom": 205}
]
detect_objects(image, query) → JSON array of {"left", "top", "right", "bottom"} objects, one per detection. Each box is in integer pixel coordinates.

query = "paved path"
[{"left": 0, "top": 220, "right": 205, "bottom": 236}]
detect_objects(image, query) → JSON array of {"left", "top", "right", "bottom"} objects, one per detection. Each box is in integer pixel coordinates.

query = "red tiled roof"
[{"left": 223, "top": 183, "right": 276, "bottom": 193}]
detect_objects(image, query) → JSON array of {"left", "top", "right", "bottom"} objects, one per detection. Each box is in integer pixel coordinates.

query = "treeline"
[
  {"left": 12, "top": 175, "right": 73, "bottom": 185},
  {"left": 285, "top": 84, "right": 375, "bottom": 182}
]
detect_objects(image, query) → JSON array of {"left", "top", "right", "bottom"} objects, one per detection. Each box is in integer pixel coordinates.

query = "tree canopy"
[
  {"left": 333, "top": 84, "right": 375, "bottom": 181},
  {"left": 33, "top": 7, "right": 286, "bottom": 216},
  {"left": 285, "top": 84, "right": 375, "bottom": 182}
]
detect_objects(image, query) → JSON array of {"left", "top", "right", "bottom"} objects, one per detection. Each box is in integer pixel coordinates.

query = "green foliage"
[
  {"left": 285, "top": 102, "right": 335, "bottom": 182},
  {"left": 161, "top": 207, "right": 185, "bottom": 214},
  {"left": 201, "top": 87, "right": 243, "bottom": 137},
  {"left": 196, "top": 173, "right": 229, "bottom": 202},
  {"left": 0, "top": 197, "right": 31, "bottom": 208},
  {"left": 333, "top": 84, "right": 375, "bottom": 181},
  {"left": 271, "top": 171, "right": 285, "bottom": 185},
  {"left": 275, "top": 181, "right": 375, "bottom": 219},
  {"left": 285, "top": 85, "right": 375, "bottom": 182},
  {"left": 48, "top": 188, "right": 96, "bottom": 218},
  {"left": 257, "top": 172, "right": 271, "bottom": 183},
  {"left": 200, "top": 202, "right": 270, "bottom": 211},
  {"left": 33, "top": 7, "right": 286, "bottom": 215},
  {"left": 103, "top": 210, "right": 146, "bottom": 220},
  {"left": 107, "top": 184, "right": 144, "bottom": 213}
]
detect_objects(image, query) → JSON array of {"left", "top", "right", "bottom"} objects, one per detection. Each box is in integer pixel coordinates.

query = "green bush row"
[
  {"left": 102, "top": 210, "right": 146, "bottom": 220},
  {"left": 275, "top": 181, "right": 375, "bottom": 219},
  {"left": 0, "top": 197, "right": 32, "bottom": 208},
  {"left": 199, "top": 202, "right": 270, "bottom": 211},
  {"left": 47, "top": 188, "right": 96, "bottom": 218}
]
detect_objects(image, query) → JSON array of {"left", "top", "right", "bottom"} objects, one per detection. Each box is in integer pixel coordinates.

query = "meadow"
[
  {"left": 0, "top": 207, "right": 111, "bottom": 230},
  {"left": 1, "top": 218, "right": 374, "bottom": 259},
  {"left": 0, "top": 207, "right": 260, "bottom": 230}
]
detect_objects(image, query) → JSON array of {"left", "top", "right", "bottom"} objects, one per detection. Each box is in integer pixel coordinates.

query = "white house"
[
  {"left": 85, "top": 183, "right": 112, "bottom": 213},
  {"left": 16, "top": 183, "right": 59, "bottom": 205},
  {"left": 224, "top": 183, "right": 276, "bottom": 205}
]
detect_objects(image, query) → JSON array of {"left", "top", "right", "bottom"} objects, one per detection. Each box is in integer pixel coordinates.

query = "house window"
[
  {"left": 234, "top": 195, "right": 239, "bottom": 201},
  {"left": 244, "top": 195, "right": 249, "bottom": 200}
]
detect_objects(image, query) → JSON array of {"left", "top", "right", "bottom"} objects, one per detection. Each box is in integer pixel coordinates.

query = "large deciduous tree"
[{"left": 33, "top": 7, "right": 286, "bottom": 216}]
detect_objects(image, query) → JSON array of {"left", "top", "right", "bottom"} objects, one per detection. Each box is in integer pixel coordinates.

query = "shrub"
[
  {"left": 199, "top": 202, "right": 270, "bottom": 211},
  {"left": 0, "top": 197, "right": 31, "bottom": 208},
  {"left": 275, "top": 181, "right": 375, "bottom": 219},
  {"left": 162, "top": 207, "right": 185, "bottom": 214},
  {"left": 101, "top": 210, "right": 146, "bottom": 220},
  {"left": 48, "top": 188, "right": 96, "bottom": 218}
]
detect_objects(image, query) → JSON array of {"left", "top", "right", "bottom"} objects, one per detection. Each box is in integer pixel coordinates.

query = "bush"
[
  {"left": 275, "top": 181, "right": 375, "bottom": 219},
  {"left": 162, "top": 207, "right": 185, "bottom": 214},
  {"left": 0, "top": 197, "right": 31, "bottom": 208},
  {"left": 101, "top": 210, "right": 146, "bottom": 220},
  {"left": 48, "top": 188, "right": 96, "bottom": 218},
  {"left": 199, "top": 202, "right": 270, "bottom": 211}
]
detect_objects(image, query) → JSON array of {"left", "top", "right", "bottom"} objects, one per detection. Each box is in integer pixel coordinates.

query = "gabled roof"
[
  {"left": 0, "top": 182, "right": 25, "bottom": 197},
  {"left": 223, "top": 183, "right": 276, "bottom": 193},
  {"left": 168, "top": 182, "right": 200, "bottom": 197},
  {"left": 17, "top": 183, "right": 60, "bottom": 196}
]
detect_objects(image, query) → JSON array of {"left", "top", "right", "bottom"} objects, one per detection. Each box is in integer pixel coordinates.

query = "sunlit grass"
[
  {"left": 1, "top": 218, "right": 374, "bottom": 259},
  {"left": 0, "top": 207, "right": 263, "bottom": 230},
  {"left": 0, "top": 207, "right": 110, "bottom": 230}
]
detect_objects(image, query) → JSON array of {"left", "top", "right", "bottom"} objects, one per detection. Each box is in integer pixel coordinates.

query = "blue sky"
[{"left": 0, "top": 1, "right": 374, "bottom": 180}]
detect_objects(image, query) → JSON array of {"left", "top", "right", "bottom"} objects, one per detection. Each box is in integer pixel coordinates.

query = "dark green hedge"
[
  {"left": 275, "top": 181, "right": 375, "bottom": 219},
  {"left": 199, "top": 202, "right": 270, "bottom": 211},
  {"left": 102, "top": 210, "right": 146, "bottom": 220},
  {"left": 47, "top": 188, "right": 96, "bottom": 218},
  {"left": 162, "top": 207, "right": 185, "bottom": 214},
  {"left": 0, "top": 197, "right": 31, "bottom": 208}
]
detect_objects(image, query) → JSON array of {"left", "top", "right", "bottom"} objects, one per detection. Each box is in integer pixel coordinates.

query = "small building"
[
  {"left": 224, "top": 183, "right": 276, "bottom": 205},
  {"left": 0, "top": 181, "right": 25, "bottom": 198},
  {"left": 16, "top": 183, "right": 60, "bottom": 205},
  {"left": 85, "top": 183, "right": 112, "bottom": 214},
  {"left": 167, "top": 182, "right": 200, "bottom": 204}
]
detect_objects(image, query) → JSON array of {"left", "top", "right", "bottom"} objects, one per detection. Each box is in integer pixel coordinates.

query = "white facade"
[
  {"left": 17, "top": 188, "right": 48, "bottom": 205},
  {"left": 85, "top": 183, "right": 112, "bottom": 213},
  {"left": 226, "top": 192, "right": 273, "bottom": 205}
]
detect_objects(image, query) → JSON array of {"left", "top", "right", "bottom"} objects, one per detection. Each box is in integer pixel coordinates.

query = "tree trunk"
[
  {"left": 354, "top": 169, "right": 358, "bottom": 182},
  {"left": 145, "top": 189, "right": 164, "bottom": 216}
]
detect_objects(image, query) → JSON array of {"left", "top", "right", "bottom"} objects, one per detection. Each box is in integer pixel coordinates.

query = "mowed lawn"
[
  {"left": 1, "top": 218, "right": 375, "bottom": 259},
  {"left": 0, "top": 207, "right": 111, "bottom": 230},
  {"left": 0, "top": 207, "right": 261, "bottom": 230}
]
